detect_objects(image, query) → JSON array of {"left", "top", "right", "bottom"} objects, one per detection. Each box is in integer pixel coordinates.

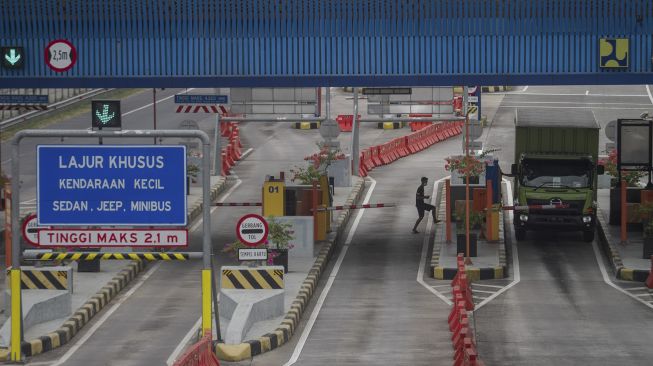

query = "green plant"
[
  {"left": 187, "top": 164, "right": 199, "bottom": 182},
  {"left": 600, "top": 149, "right": 646, "bottom": 187},
  {"left": 455, "top": 211, "right": 485, "bottom": 234},
  {"left": 638, "top": 202, "right": 653, "bottom": 238},
  {"left": 291, "top": 142, "right": 345, "bottom": 184},
  {"left": 266, "top": 216, "right": 295, "bottom": 250},
  {"left": 445, "top": 154, "right": 485, "bottom": 177}
]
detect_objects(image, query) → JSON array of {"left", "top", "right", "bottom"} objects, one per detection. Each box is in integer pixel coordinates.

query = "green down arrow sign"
[
  {"left": 1, "top": 46, "right": 24, "bottom": 69},
  {"left": 91, "top": 100, "right": 122, "bottom": 129}
]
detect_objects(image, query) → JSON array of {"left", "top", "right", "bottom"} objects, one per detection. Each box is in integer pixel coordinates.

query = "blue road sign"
[
  {"left": 174, "top": 94, "right": 228, "bottom": 104},
  {"left": 37, "top": 145, "right": 187, "bottom": 226},
  {"left": 0, "top": 94, "right": 49, "bottom": 104}
]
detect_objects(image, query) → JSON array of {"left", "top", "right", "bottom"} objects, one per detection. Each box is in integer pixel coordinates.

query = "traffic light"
[
  {"left": 91, "top": 100, "right": 121, "bottom": 129},
  {"left": 1, "top": 46, "right": 25, "bottom": 69}
]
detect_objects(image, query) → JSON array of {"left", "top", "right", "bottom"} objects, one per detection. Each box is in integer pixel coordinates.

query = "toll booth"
[{"left": 262, "top": 174, "right": 332, "bottom": 241}]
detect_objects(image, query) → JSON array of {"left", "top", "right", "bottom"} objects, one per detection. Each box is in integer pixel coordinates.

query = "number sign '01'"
[{"left": 236, "top": 214, "right": 269, "bottom": 247}]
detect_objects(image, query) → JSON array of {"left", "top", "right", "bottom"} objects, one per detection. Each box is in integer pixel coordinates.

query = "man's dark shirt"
[{"left": 416, "top": 185, "right": 425, "bottom": 207}]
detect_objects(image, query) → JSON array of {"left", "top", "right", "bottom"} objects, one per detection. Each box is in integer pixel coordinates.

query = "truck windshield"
[{"left": 520, "top": 159, "right": 592, "bottom": 188}]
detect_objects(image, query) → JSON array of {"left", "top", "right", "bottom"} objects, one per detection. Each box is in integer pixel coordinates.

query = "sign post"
[{"left": 10, "top": 130, "right": 214, "bottom": 360}]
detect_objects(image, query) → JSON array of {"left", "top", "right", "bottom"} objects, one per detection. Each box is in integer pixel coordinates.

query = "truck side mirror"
[
  {"left": 511, "top": 164, "right": 517, "bottom": 175},
  {"left": 597, "top": 165, "right": 605, "bottom": 175}
]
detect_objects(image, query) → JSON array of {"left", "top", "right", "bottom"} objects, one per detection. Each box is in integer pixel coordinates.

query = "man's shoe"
[
  {"left": 412, "top": 229, "right": 419, "bottom": 234},
  {"left": 433, "top": 219, "right": 441, "bottom": 223}
]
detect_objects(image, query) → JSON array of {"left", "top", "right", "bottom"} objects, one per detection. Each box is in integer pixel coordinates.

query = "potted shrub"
[
  {"left": 186, "top": 164, "right": 199, "bottom": 195},
  {"left": 455, "top": 211, "right": 483, "bottom": 257},
  {"left": 601, "top": 149, "right": 646, "bottom": 224},
  {"left": 265, "top": 216, "right": 295, "bottom": 273},
  {"left": 290, "top": 142, "right": 345, "bottom": 185}
]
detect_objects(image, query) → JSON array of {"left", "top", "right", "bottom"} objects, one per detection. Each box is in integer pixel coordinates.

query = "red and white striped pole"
[{"left": 313, "top": 203, "right": 395, "bottom": 211}]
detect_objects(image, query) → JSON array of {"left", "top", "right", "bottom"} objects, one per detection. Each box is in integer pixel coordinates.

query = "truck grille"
[{"left": 525, "top": 199, "right": 585, "bottom": 215}]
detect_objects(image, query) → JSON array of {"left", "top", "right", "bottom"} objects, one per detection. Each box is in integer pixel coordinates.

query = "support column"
[
  {"left": 213, "top": 114, "right": 222, "bottom": 175},
  {"left": 352, "top": 88, "right": 360, "bottom": 176}
]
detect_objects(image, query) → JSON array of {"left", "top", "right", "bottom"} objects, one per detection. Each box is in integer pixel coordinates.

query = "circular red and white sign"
[
  {"left": 236, "top": 214, "right": 269, "bottom": 247},
  {"left": 22, "top": 214, "right": 48, "bottom": 246},
  {"left": 45, "top": 39, "right": 77, "bottom": 72}
]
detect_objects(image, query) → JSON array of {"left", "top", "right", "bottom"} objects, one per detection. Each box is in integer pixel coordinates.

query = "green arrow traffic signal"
[
  {"left": 1, "top": 46, "right": 24, "bottom": 69},
  {"left": 95, "top": 104, "right": 116, "bottom": 124},
  {"left": 91, "top": 100, "right": 122, "bottom": 129}
]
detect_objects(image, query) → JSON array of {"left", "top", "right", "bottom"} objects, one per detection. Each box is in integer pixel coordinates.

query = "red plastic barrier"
[
  {"left": 336, "top": 114, "right": 360, "bottom": 132},
  {"left": 173, "top": 332, "right": 220, "bottom": 366}
]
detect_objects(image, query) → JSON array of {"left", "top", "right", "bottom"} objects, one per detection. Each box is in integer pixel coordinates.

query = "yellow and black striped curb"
[
  {"left": 215, "top": 177, "right": 366, "bottom": 361},
  {"left": 596, "top": 207, "right": 650, "bottom": 282},
  {"left": 32, "top": 252, "right": 190, "bottom": 261},
  {"left": 187, "top": 177, "right": 227, "bottom": 224},
  {"left": 221, "top": 269, "right": 284, "bottom": 289},
  {"left": 0, "top": 260, "right": 146, "bottom": 360},
  {"left": 430, "top": 181, "right": 507, "bottom": 280},
  {"left": 377, "top": 122, "right": 403, "bottom": 129},
  {"left": 481, "top": 86, "right": 511, "bottom": 93},
  {"left": 5, "top": 268, "right": 71, "bottom": 290},
  {"left": 292, "top": 122, "right": 320, "bottom": 129},
  {"left": 467, "top": 106, "right": 478, "bottom": 115}
]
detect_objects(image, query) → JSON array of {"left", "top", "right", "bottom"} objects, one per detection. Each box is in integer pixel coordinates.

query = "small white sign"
[
  {"left": 238, "top": 248, "right": 268, "bottom": 261},
  {"left": 468, "top": 96, "right": 479, "bottom": 103}
]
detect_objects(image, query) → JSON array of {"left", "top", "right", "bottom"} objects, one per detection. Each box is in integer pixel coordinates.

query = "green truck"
[{"left": 511, "top": 109, "right": 603, "bottom": 242}]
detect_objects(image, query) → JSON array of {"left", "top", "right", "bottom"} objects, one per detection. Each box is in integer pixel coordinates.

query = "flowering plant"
[
  {"left": 445, "top": 148, "right": 500, "bottom": 177},
  {"left": 445, "top": 154, "right": 485, "bottom": 176},
  {"left": 291, "top": 142, "right": 345, "bottom": 184},
  {"left": 599, "top": 149, "right": 645, "bottom": 187}
]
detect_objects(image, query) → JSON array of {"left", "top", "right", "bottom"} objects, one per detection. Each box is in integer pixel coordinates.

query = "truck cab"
[{"left": 511, "top": 109, "right": 601, "bottom": 242}]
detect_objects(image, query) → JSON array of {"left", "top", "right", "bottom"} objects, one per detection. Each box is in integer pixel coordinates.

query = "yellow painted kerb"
[
  {"left": 10, "top": 269, "right": 22, "bottom": 361},
  {"left": 201, "top": 269, "right": 212, "bottom": 334}
]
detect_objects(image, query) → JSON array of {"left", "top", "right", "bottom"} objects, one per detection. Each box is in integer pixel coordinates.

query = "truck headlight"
[
  {"left": 582, "top": 216, "right": 592, "bottom": 223},
  {"left": 519, "top": 214, "right": 529, "bottom": 222}
]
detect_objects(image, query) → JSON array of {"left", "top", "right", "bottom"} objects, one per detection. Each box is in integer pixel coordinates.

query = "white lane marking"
[
  {"left": 634, "top": 293, "right": 653, "bottom": 298},
  {"left": 591, "top": 240, "right": 653, "bottom": 310},
  {"left": 190, "top": 178, "right": 242, "bottom": 232},
  {"left": 472, "top": 284, "right": 504, "bottom": 289},
  {"left": 626, "top": 287, "right": 648, "bottom": 291},
  {"left": 416, "top": 176, "right": 453, "bottom": 306},
  {"left": 85, "top": 88, "right": 196, "bottom": 130},
  {"left": 40, "top": 262, "right": 162, "bottom": 366},
  {"left": 471, "top": 289, "right": 497, "bottom": 294},
  {"left": 474, "top": 179, "right": 520, "bottom": 311},
  {"left": 498, "top": 101, "right": 653, "bottom": 106},
  {"left": 284, "top": 177, "right": 377, "bottom": 366},
  {"left": 521, "top": 86, "right": 529, "bottom": 92},
  {"left": 585, "top": 90, "right": 590, "bottom": 95},
  {"left": 239, "top": 148, "right": 254, "bottom": 160},
  {"left": 502, "top": 92, "right": 648, "bottom": 97},
  {"left": 647, "top": 85, "right": 653, "bottom": 105},
  {"left": 166, "top": 317, "right": 203, "bottom": 366},
  {"left": 499, "top": 106, "right": 650, "bottom": 110}
]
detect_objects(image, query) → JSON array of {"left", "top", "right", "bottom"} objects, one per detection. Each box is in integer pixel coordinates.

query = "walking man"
[{"left": 413, "top": 177, "right": 439, "bottom": 233}]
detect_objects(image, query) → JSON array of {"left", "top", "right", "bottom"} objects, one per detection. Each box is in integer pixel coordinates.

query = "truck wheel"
[
  {"left": 583, "top": 229, "right": 595, "bottom": 242},
  {"left": 515, "top": 228, "right": 526, "bottom": 241}
]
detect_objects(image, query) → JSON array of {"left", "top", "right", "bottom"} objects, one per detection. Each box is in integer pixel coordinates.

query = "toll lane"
[
  {"left": 283, "top": 137, "right": 462, "bottom": 366},
  {"left": 476, "top": 85, "right": 653, "bottom": 366}
]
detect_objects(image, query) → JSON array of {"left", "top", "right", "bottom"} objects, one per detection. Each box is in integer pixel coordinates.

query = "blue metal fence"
[{"left": 1, "top": 0, "right": 651, "bottom": 87}]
